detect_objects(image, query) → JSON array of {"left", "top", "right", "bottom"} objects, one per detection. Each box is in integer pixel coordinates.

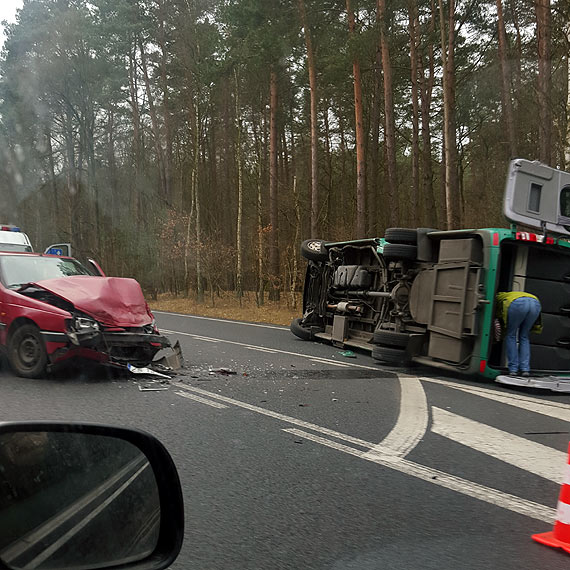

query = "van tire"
[
  {"left": 372, "top": 330, "right": 410, "bottom": 348},
  {"left": 385, "top": 228, "right": 418, "bottom": 245},
  {"left": 382, "top": 244, "right": 417, "bottom": 261},
  {"left": 300, "top": 239, "right": 329, "bottom": 262},
  {"left": 372, "top": 345, "right": 411, "bottom": 365},
  {"left": 290, "top": 318, "right": 313, "bottom": 341}
]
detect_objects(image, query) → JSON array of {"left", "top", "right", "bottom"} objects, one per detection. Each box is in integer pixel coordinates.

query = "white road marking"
[
  {"left": 245, "top": 346, "right": 278, "bottom": 354},
  {"left": 191, "top": 336, "right": 220, "bottom": 343},
  {"left": 363, "top": 374, "right": 428, "bottom": 459},
  {"left": 155, "top": 311, "right": 288, "bottom": 331},
  {"left": 175, "top": 391, "right": 229, "bottom": 409},
  {"left": 162, "top": 329, "right": 383, "bottom": 371},
  {"left": 283, "top": 428, "right": 556, "bottom": 524},
  {"left": 175, "top": 384, "right": 375, "bottom": 448},
  {"left": 310, "top": 357, "right": 352, "bottom": 368},
  {"left": 421, "top": 376, "right": 570, "bottom": 421},
  {"left": 431, "top": 407, "right": 567, "bottom": 484}
]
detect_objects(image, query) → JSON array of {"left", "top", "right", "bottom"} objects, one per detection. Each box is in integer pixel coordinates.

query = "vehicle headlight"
[{"left": 72, "top": 317, "right": 100, "bottom": 332}]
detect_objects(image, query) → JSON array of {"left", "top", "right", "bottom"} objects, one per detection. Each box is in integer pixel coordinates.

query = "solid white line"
[
  {"left": 283, "top": 428, "right": 556, "bottom": 524},
  {"left": 421, "top": 376, "right": 570, "bottom": 421},
  {"left": 155, "top": 311, "right": 289, "bottom": 331},
  {"left": 431, "top": 407, "right": 567, "bottom": 484},
  {"left": 363, "top": 374, "right": 428, "bottom": 459},
  {"left": 162, "top": 329, "right": 384, "bottom": 371},
  {"left": 175, "top": 383, "right": 375, "bottom": 448},
  {"left": 175, "top": 391, "right": 228, "bottom": 409},
  {"left": 191, "top": 336, "right": 220, "bottom": 343}
]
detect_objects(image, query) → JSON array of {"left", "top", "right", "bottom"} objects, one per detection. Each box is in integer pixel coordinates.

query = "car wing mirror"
[
  {"left": 0, "top": 423, "right": 184, "bottom": 570},
  {"left": 44, "top": 243, "right": 72, "bottom": 257}
]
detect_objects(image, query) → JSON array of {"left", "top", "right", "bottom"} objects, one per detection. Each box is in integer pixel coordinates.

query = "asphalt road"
[{"left": 2, "top": 311, "right": 570, "bottom": 569}]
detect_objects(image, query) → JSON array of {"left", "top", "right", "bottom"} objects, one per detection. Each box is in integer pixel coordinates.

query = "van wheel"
[
  {"left": 372, "top": 330, "right": 410, "bottom": 348},
  {"left": 300, "top": 239, "right": 329, "bottom": 262},
  {"left": 8, "top": 324, "right": 48, "bottom": 378},
  {"left": 372, "top": 345, "right": 411, "bottom": 366},
  {"left": 382, "top": 244, "right": 417, "bottom": 261},
  {"left": 290, "top": 318, "right": 313, "bottom": 341},
  {"left": 385, "top": 228, "right": 418, "bottom": 245}
]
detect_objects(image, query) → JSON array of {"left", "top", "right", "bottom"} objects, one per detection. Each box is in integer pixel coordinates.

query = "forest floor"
[{"left": 148, "top": 291, "right": 302, "bottom": 327}]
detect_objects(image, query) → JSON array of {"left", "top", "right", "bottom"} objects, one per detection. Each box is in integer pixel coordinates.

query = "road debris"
[
  {"left": 152, "top": 340, "right": 183, "bottom": 371},
  {"left": 209, "top": 368, "right": 237, "bottom": 376},
  {"left": 138, "top": 384, "right": 169, "bottom": 392},
  {"left": 339, "top": 350, "right": 356, "bottom": 358},
  {"left": 128, "top": 364, "right": 171, "bottom": 379}
]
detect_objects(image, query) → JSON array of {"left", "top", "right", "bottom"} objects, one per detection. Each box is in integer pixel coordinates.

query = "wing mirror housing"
[{"left": 0, "top": 422, "right": 184, "bottom": 570}]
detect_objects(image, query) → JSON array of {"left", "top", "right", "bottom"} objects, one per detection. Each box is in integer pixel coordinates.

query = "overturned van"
[{"left": 291, "top": 159, "right": 570, "bottom": 383}]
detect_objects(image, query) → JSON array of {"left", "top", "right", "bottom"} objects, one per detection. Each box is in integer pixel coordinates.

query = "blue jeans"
[{"left": 506, "top": 297, "right": 541, "bottom": 373}]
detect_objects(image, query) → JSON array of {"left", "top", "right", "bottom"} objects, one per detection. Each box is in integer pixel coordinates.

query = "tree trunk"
[
  {"left": 408, "top": 0, "right": 420, "bottom": 226},
  {"left": 377, "top": 0, "right": 399, "bottom": 227},
  {"left": 234, "top": 69, "right": 243, "bottom": 302},
  {"left": 496, "top": 0, "right": 516, "bottom": 158},
  {"left": 438, "top": 0, "right": 460, "bottom": 228},
  {"left": 565, "top": 23, "right": 570, "bottom": 168},
  {"left": 346, "top": 0, "right": 366, "bottom": 238},
  {"left": 299, "top": 0, "right": 319, "bottom": 237},
  {"left": 269, "top": 68, "right": 280, "bottom": 301},
  {"left": 535, "top": 0, "right": 552, "bottom": 165}
]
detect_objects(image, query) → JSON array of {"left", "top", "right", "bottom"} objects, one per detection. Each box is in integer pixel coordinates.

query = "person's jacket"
[{"left": 495, "top": 291, "right": 543, "bottom": 334}]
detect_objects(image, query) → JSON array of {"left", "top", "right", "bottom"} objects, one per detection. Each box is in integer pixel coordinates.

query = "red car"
[{"left": 0, "top": 252, "right": 170, "bottom": 377}]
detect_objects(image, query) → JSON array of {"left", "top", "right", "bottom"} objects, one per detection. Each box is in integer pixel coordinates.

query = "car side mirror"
[
  {"left": 0, "top": 423, "right": 184, "bottom": 570},
  {"left": 86, "top": 258, "right": 106, "bottom": 277}
]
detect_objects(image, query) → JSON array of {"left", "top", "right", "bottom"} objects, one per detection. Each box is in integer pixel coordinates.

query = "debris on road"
[
  {"left": 209, "top": 368, "right": 237, "bottom": 376},
  {"left": 339, "top": 350, "right": 356, "bottom": 358},
  {"left": 495, "top": 374, "right": 570, "bottom": 392},
  {"left": 128, "top": 364, "right": 171, "bottom": 379}
]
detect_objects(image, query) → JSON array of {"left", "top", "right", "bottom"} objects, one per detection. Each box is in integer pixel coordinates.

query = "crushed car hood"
[{"left": 31, "top": 276, "right": 153, "bottom": 327}]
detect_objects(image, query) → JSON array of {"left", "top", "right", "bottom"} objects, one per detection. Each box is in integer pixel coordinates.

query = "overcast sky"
[{"left": 0, "top": 0, "right": 23, "bottom": 45}]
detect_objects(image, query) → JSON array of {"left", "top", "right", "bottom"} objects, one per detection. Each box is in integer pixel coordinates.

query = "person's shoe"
[
  {"left": 508, "top": 371, "right": 519, "bottom": 377},
  {"left": 521, "top": 371, "right": 530, "bottom": 377}
]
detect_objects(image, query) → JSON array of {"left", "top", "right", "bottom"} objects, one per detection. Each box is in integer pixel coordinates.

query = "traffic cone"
[{"left": 532, "top": 443, "right": 570, "bottom": 554}]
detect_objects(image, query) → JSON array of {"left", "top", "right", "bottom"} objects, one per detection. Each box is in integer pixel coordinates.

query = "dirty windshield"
[{"left": 0, "top": 255, "right": 93, "bottom": 289}]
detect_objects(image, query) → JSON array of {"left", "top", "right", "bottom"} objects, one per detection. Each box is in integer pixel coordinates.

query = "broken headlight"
[{"left": 71, "top": 317, "right": 100, "bottom": 332}]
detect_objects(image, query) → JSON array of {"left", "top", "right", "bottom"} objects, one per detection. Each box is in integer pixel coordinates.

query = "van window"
[
  {"left": 528, "top": 183, "right": 542, "bottom": 213},
  {"left": 559, "top": 185, "right": 570, "bottom": 231}
]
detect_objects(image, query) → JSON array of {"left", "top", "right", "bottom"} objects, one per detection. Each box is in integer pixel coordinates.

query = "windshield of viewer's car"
[{"left": 0, "top": 256, "right": 94, "bottom": 289}]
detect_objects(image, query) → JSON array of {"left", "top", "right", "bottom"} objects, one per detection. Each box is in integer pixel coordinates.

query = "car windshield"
[
  {"left": 0, "top": 256, "right": 94, "bottom": 289},
  {"left": 0, "top": 243, "right": 32, "bottom": 253}
]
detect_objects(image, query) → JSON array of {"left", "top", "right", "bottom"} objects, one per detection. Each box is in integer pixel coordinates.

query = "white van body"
[{"left": 0, "top": 226, "right": 33, "bottom": 252}]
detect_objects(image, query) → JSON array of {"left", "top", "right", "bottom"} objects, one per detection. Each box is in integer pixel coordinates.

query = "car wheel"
[
  {"left": 372, "top": 330, "right": 410, "bottom": 348},
  {"left": 385, "top": 228, "right": 418, "bottom": 245},
  {"left": 372, "top": 345, "right": 411, "bottom": 366},
  {"left": 8, "top": 324, "right": 48, "bottom": 378},
  {"left": 290, "top": 318, "right": 313, "bottom": 341},
  {"left": 300, "top": 239, "right": 329, "bottom": 262},
  {"left": 382, "top": 243, "right": 417, "bottom": 261}
]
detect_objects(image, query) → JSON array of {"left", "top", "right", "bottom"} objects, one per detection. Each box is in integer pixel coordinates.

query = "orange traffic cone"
[{"left": 532, "top": 443, "right": 570, "bottom": 554}]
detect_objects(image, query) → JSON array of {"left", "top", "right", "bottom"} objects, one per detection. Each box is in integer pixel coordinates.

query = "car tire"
[
  {"left": 382, "top": 243, "right": 417, "bottom": 261},
  {"left": 372, "top": 345, "right": 411, "bottom": 366},
  {"left": 385, "top": 228, "right": 418, "bottom": 245},
  {"left": 290, "top": 318, "right": 313, "bottom": 341},
  {"left": 372, "top": 330, "right": 410, "bottom": 348},
  {"left": 8, "top": 324, "right": 48, "bottom": 378},
  {"left": 300, "top": 239, "right": 329, "bottom": 262}
]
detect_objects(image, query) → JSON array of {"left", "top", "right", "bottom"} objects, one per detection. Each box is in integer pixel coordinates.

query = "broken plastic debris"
[
  {"left": 152, "top": 340, "right": 183, "bottom": 371},
  {"left": 339, "top": 350, "right": 356, "bottom": 358},
  {"left": 209, "top": 368, "right": 237, "bottom": 376},
  {"left": 128, "top": 364, "right": 171, "bottom": 379}
]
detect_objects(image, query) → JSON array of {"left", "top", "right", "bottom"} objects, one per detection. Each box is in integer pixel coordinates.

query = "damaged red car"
[{"left": 0, "top": 252, "right": 171, "bottom": 378}]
